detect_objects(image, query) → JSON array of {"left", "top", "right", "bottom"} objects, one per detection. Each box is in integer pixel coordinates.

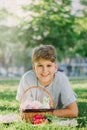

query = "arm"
[{"left": 53, "top": 101, "right": 78, "bottom": 118}]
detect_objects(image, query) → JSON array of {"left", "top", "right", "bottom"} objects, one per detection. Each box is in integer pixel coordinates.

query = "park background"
[
  {"left": 0, "top": 0, "right": 87, "bottom": 129},
  {"left": 0, "top": 0, "right": 87, "bottom": 79}
]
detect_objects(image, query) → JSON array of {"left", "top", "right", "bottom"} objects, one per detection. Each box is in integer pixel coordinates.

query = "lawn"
[{"left": 0, "top": 78, "right": 87, "bottom": 130}]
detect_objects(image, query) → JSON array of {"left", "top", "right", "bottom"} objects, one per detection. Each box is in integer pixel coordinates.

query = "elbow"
[
  {"left": 69, "top": 102, "right": 79, "bottom": 118},
  {"left": 73, "top": 112, "right": 78, "bottom": 118},
  {"left": 74, "top": 105, "right": 79, "bottom": 118},
  {"left": 72, "top": 109, "right": 79, "bottom": 118},
  {"left": 75, "top": 110, "right": 79, "bottom": 118}
]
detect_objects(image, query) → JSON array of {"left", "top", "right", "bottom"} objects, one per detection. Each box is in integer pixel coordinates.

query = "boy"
[{"left": 16, "top": 44, "right": 78, "bottom": 118}]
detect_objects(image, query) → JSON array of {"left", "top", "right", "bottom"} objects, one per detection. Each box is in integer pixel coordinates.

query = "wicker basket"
[{"left": 20, "top": 86, "right": 54, "bottom": 122}]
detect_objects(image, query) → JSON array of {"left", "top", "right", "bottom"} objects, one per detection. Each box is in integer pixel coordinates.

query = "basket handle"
[{"left": 20, "top": 86, "right": 54, "bottom": 108}]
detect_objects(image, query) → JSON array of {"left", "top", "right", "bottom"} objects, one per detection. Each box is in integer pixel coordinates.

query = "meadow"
[{"left": 0, "top": 78, "right": 87, "bottom": 130}]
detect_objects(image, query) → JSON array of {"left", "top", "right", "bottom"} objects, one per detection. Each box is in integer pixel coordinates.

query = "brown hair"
[{"left": 32, "top": 44, "right": 57, "bottom": 62}]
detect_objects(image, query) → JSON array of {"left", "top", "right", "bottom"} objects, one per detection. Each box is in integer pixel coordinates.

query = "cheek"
[{"left": 35, "top": 67, "right": 41, "bottom": 74}]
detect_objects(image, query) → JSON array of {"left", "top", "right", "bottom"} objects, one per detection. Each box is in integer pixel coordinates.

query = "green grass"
[{"left": 0, "top": 79, "right": 87, "bottom": 130}]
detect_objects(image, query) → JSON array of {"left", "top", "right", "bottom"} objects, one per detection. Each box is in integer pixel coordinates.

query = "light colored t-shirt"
[{"left": 16, "top": 70, "right": 77, "bottom": 109}]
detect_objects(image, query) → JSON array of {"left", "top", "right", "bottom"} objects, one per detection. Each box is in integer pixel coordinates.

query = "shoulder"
[
  {"left": 55, "top": 71, "right": 68, "bottom": 81},
  {"left": 54, "top": 71, "right": 70, "bottom": 87},
  {"left": 22, "top": 70, "right": 36, "bottom": 80},
  {"left": 19, "top": 70, "right": 37, "bottom": 87}
]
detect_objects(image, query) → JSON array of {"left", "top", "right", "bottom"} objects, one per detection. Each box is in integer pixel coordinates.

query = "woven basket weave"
[{"left": 20, "top": 86, "right": 54, "bottom": 122}]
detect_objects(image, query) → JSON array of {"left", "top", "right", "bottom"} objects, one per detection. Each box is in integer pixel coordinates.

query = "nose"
[{"left": 42, "top": 66, "right": 47, "bottom": 73}]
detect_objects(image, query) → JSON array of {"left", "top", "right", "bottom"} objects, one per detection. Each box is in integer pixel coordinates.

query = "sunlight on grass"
[{"left": 0, "top": 79, "right": 87, "bottom": 129}]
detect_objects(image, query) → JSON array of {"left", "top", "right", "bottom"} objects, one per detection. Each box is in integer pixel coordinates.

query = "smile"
[{"left": 41, "top": 74, "right": 49, "bottom": 77}]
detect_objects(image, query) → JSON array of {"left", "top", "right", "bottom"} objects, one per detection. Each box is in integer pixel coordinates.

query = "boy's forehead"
[{"left": 34, "top": 58, "right": 55, "bottom": 64}]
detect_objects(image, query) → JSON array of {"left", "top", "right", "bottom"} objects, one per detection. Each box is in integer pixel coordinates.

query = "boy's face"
[{"left": 33, "top": 58, "right": 58, "bottom": 86}]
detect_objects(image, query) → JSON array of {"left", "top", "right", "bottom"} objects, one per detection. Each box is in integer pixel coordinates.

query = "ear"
[{"left": 55, "top": 63, "right": 58, "bottom": 72}]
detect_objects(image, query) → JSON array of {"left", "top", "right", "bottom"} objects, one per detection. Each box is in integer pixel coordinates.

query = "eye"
[
  {"left": 37, "top": 64, "right": 42, "bottom": 67},
  {"left": 47, "top": 64, "right": 52, "bottom": 67}
]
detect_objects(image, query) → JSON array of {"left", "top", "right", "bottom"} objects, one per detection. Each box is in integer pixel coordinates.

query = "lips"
[{"left": 41, "top": 74, "right": 49, "bottom": 77}]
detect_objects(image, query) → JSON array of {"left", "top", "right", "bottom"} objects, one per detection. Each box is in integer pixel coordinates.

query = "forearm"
[
  {"left": 53, "top": 108, "right": 77, "bottom": 118},
  {"left": 53, "top": 102, "right": 78, "bottom": 118}
]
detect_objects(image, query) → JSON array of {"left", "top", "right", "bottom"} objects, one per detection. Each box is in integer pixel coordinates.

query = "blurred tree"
[
  {"left": 0, "top": 0, "right": 87, "bottom": 72},
  {"left": 73, "top": 0, "right": 87, "bottom": 57},
  {"left": 74, "top": 18, "right": 87, "bottom": 57},
  {"left": 0, "top": 8, "right": 27, "bottom": 72},
  {"left": 19, "top": 0, "right": 79, "bottom": 61}
]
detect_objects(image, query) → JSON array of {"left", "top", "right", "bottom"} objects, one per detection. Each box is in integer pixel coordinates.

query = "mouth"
[{"left": 41, "top": 74, "right": 49, "bottom": 77}]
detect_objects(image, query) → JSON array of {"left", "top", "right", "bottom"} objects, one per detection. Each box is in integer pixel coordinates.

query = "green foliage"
[
  {"left": 19, "top": 0, "right": 79, "bottom": 61},
  {"left": 81, "top": 0, "right": 87, "bottom": 6},
  {"left": 0, "top": 0, "right": 87, "bottom": 69},
  {"left": 17, "top": 0, "right": 87, "bottom": 61},
  {"left": 0, "top": 8, "right": 8, "bottom": 19},
  {"left": 73, "top": 17, "right": 87, "bottom": 57}
]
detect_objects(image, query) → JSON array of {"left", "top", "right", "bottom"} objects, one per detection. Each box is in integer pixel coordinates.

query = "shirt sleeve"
[
  {"left": 16, "top": 71, "right": 38, "bottom": 102},
  {"left": 60, "top": 74, "right": 77, "bottom": 108},
  {"left": 16, "top": 75, "right": 29, "bottom": 101}
]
